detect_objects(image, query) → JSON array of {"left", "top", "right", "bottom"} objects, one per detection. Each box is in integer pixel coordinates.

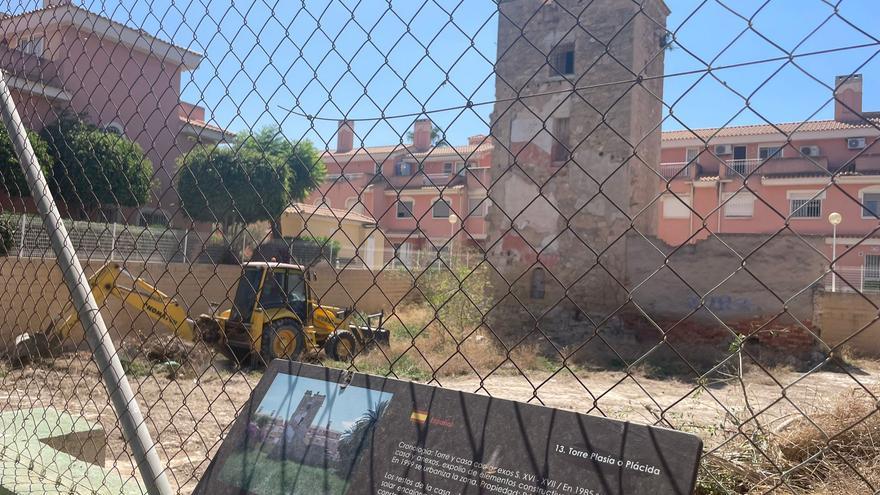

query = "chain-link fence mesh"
[{"left": 0, "top": 0, "right": 879, "bottom": 493}]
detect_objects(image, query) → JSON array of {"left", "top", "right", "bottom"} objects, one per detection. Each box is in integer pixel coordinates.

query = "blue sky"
[
  {"left": 255, "top": 374, "right": 392, "bottom": 432},
  {"left": 29, "top": 0, "right": 880, "bottom": 146}
]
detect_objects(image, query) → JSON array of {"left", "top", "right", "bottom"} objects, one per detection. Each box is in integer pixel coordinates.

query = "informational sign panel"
[{"left": 195, "top": 361, "right": 702, "bottom": 495}]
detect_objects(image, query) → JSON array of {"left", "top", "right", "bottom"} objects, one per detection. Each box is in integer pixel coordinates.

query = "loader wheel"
[
  {"left": 261, "top": 318, "right": 306, "bottom": 364},
  {"left": 325, "top": 330, "right": 358, "bottom": 362}
]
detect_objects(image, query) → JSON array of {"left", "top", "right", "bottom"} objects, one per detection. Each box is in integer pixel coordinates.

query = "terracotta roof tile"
[
  {"left": 285, "top": 202, "right": 375, "bottom": 224},
  {"left": 0, "top": 3, "right": 202, "bottom": 58},
  {"left": 180, "top": 117, "right": 233, "bottom": 137},
  {"left": 662, "top": 119, "right": 880, "bottom": 142},
  {"left": 325, "top": 142, "right": 492, "bottom": 160}
]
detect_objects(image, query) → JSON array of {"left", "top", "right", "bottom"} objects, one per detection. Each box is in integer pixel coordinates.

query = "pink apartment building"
[
  {"left": 0, "top": 0, "right": 229, "bottom": 225},
  {"left": 307, "top": 119, "right": 493, "bottom": 263},
  {"left": 658, "top": 74, "right": 880, "bottom": 290}
]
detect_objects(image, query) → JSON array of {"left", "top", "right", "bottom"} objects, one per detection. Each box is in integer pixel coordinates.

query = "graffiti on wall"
[{"left": 687, "top": 294, "right": 754, "bottom": 313}]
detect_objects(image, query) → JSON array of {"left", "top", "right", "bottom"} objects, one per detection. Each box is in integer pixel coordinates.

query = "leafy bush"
[
  {"left": 0, "top": 215, "right": 15, "bottom": 256},
  {"left": 42, "top": 116, "right": 153, "bottom": 215},
  {"left": 0, "top": 126, "right": 54, "bottom": 197},
  {"left": 417, "top": 261, "right": 494, "bottom": 336}
]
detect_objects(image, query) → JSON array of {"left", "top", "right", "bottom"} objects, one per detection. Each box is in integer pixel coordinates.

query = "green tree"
[
  {"left": 177, "top": 144, "right": 291, "bottom": 235},
  {"left": 234, "top": 127, "right": 325, "bottom": 198},
  {"left": 234, "top": 127, "right": 325, "bottom": 236},
  {"left": 42, "top": 116, "right": 153, "bottom": 217},
  {"left": 0, "top": 126, "right": 54, "bottom": 197}
]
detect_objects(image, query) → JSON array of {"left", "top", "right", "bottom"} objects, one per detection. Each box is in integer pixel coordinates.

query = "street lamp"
[{"left": 828, "top": 212, "right": 842, "bottom": 292}]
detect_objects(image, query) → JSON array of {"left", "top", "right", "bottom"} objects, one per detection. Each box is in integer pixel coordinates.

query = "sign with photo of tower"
[{"left": 195, "top": 361, "right": 702, "bottom": 495}]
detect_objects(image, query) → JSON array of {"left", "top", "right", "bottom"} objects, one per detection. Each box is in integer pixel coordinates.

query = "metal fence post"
[
  {"left": 0, "top": 70, "right": 172, "bottom": 495},
  {"left": 182, "top": 229, "right": 189, "bottom": 264},
  {"left": 110, "top": 222, "right": 117, "bottom": 261}
]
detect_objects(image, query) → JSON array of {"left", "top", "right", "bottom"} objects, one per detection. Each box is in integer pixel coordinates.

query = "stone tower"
[
  {"left": 487, "top": 0, "right": 669, "bottom": 343},
  {"left": 289, "top": 391, "right": 325, "bottom": 434}
]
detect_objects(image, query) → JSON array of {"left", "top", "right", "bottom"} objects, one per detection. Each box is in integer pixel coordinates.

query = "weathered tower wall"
[{"left": 487, "top": 0, "right": 669, "bottom": 343}]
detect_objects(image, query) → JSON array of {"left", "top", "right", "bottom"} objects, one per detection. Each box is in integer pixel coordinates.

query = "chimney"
[
  {"left": 834, "top": 74, "right": 863, "bottom": 123},
  {"left": 468, "top": 134, "right": 486, "bottom": 146},
  {"left": 413, "top": 119, "right": 433, "bottom": 152},
  {"left": 43, "top": 0, "right": 72, "bottom": 7},
  {"left": 336, "top": 120, "right": 354, "bottom": 153}
]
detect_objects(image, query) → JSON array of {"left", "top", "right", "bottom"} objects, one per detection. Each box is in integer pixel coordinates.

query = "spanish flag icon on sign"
[{"left": 410, "top": 410, "right": 429, "bottom": 424}]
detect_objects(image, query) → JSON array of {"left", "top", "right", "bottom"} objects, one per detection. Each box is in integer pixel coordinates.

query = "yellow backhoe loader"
[{"left": 10, "top": 261, "right": 389, "bottom": 366}]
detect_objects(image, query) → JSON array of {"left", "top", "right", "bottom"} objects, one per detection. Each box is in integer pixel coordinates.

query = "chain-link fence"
[{"left": 0, "top": 0, "right": 879, "bottom": 493}]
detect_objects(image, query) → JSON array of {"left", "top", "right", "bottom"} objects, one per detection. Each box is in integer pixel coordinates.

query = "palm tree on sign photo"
[{"left": 335, "top": 401, "right": 390, "bottom": 477}]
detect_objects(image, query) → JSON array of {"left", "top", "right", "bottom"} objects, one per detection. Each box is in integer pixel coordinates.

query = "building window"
[
  {"left": 788, "top": 191, "right": 823, "bottom": 219},
  {"left": 432, "top": 199, "right": 451, "bottom": 218},
  {"left": 396, "top": 199, "right": 414, "bottom": 219},
  {"left": 662, "top": 194, "right": 691, "bottom": 219},
  {"left": 443, "top": 162, "right": 453, "bottom": 174},
  {"left": 551, "top": 117, "right": 571, "bottom": 163},
  {"left": 468, "top": 196, "right": 488, "bottom": 217},
  {"left": 790, "top": 199, "right": 821, "bottom": 218},
  {"left": 685, "top": 147, "right": 700, "bottom": 163},
  {"left": 19, "top": 36, "right": 44, "bottom": 56},
  {"left": 394, "top": 162, "right": 413, "bottom": 176},
  {"left": 722, "top": 192, "right": 755, "bottom": 218},
  {"left": 758, "top": 146, "right": 784, "bottom": 160},
  {"left": 530, "top": 268, "right": 546, "bottom": 299},
  {"left": 549, "top": 43, "right": 575, "bottom": 77},
  {"left": 862, "top": 191, "right": 880, "bottom": 218}
]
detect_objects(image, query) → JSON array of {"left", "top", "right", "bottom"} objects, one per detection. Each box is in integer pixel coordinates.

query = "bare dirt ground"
[{"left": 1, "top": 351, "right": 878, "bottom": 494}]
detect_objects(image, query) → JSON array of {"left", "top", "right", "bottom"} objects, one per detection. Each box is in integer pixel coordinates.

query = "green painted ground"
[{"left": 0, "top": 408, "right": 145, "bottom": 494}]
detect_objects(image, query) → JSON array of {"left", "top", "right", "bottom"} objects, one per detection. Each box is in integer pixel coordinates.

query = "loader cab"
[{"left": 230, "top": 262, "right": 311, "bottom": 324}]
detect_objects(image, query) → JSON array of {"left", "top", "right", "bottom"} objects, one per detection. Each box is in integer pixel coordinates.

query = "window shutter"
[{"left": 722, "top": 192, "right": 755, "bottom": 218}]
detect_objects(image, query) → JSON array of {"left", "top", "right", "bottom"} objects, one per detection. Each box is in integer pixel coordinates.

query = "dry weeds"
[
  {"left": 342, "top": 305, "right": 561, "bottom": 380},
  {"left": 698, "top": 387, "right": 880, "bottom": 494}
]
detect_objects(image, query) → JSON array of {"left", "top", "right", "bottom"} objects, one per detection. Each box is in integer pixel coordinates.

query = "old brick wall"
[
  {"left": 628, "top": 233, "right": 826, "bottom": 324},
  {"left": 538, "top": 233, "right": 828, "bottom": 365},
  {"left": 0, "top": 258, "right": 414, "bottom": 348},
  {"left": 813, "top": 291, "right": 880, "bottom": 356},
  {"left": 486, "top": 0, "right": 669, "bottom": 341}
]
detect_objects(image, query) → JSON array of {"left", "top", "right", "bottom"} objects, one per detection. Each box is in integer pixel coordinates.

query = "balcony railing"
[
  {"left": 723, "top": 158, "right": 763, "bottom": 177},
  {"left": 658, "top": 162, "right": 693, "bottom": 180},
  {"left": 824, "top": 266, "right": 880, "bottom": 293}
]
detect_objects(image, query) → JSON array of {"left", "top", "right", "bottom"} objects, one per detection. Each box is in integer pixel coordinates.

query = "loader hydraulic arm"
[{"left": 50, "top": 263, "right": 197, "bottom": 344}]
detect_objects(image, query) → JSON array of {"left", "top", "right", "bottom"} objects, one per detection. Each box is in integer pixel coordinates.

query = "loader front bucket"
[
  {"left": 8, "top": 328, "right": 62, "bottom": 367},
  {"left": 351, "top": 325, "right": 390, "bottom": 348}
]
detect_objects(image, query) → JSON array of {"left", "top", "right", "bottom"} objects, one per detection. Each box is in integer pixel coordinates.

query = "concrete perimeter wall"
[
  {"left": 0, "top": 258, "right": 415, "bottom": 348},
  {"left": 813, "top": 291, "right": 880, "bottom": 356}
]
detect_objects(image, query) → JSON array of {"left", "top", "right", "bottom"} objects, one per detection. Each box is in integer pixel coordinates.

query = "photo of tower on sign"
[{"left": 216, "top": 374, "right": 393, "bottom": 495}]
